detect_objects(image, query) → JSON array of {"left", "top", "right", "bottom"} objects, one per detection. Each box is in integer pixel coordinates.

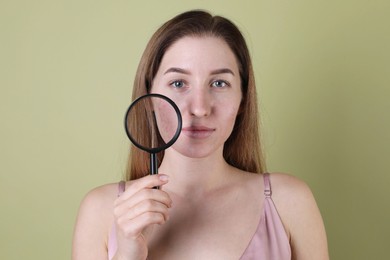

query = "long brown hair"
[{"left": 125, "top": 10, "right": 265, "bottom": 180}]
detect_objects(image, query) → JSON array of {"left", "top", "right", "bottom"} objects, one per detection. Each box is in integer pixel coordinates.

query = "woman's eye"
[
  {"left": 212, "top": 80, "right": 228, "bottom": 88},
  {"left": 170, "top": 80, "right": 184, "bottom": 88}
]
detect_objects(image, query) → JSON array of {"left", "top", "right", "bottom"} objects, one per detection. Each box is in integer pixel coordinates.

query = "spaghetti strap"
[
  {"left": 263, "top": 173, "right": 272, "bottom": 198},
  {"left": 240, "top": 172, "right": 291, "bottom": 259},
  {"left": 118, "top": 181, "right": 126, "bottom": 197}
]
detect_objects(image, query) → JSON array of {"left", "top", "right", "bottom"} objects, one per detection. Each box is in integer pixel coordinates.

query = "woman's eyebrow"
[
  {"left": 164, "top": 67, "right": 235, "bottom": 76},
  {"left": 164, "top": 67, "right": 190, "bottom": 75},
  {"left": 210, "top": 68, "right": 235, "bottom": 76}
]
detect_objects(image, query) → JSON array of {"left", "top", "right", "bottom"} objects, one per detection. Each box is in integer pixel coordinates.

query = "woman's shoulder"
[
  {"left": 82, "top": 182, "right": 120, "bottom": 203},
  {"left": 72, "top": 182, "right": 122, "bottom": 257},
  {"left": 268, "top": 172, "right": 313, "bottom": 196},
  {"left": 78, "top": 182, "right": 121, "bottom": 217},
  {"left": 268, "top": 172, "right": 329, "bottom": 258},
  {"left": 268, "top": 172, "right": 318, "bottom": 220},
  {"left": 74, "top": 182, "right": 121, "bottom": 234}
]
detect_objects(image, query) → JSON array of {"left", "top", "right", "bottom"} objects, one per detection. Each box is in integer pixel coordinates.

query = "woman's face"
[{"left": 151, "top": 36, "right": 242, "bottom": 158}]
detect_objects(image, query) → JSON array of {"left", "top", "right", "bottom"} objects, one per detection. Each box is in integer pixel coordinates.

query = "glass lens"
[{"left": 125, "top": 94, "right": 181, "bottom": 152}]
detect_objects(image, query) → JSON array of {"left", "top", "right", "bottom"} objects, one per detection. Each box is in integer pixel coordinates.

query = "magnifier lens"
[{"left": 125, "top": 94, "right": 181, "bottom": 153}]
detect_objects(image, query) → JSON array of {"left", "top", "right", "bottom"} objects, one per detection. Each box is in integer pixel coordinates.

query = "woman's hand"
[{"left": 112, "top": 174, "right": 172, "bottom": 260}]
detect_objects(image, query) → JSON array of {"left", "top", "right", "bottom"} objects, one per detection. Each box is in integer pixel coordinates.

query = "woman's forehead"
[{"left": 158, "top": 36, "right": 239, "bottom": 75}]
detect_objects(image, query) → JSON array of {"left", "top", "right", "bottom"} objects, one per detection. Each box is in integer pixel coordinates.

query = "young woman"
[{"left": 72, "top": 10, "right": 329, "bottom": 260}]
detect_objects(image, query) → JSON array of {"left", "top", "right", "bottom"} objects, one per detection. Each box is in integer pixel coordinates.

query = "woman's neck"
[{"left": 158, "top": 148, "right": 236, "bottom": 199}]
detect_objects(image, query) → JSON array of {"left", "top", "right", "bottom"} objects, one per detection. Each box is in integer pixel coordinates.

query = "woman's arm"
[
  {"left": 72, "top": 184, "right": 116, "bottom": 260},
  {"left": 272, "top": 173, "right": 329, "bottom": 260}
]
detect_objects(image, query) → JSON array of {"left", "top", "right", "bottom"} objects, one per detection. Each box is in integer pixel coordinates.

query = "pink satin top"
[{"left": 108, "top": 173, "right": 291, "bottom": 259}]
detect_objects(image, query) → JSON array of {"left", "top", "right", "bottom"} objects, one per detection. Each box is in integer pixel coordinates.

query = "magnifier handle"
[
  {"left": 150, "top": 153, "right": 158, "bottom": 175},
  {"left": 150, "top": 153, "right": 159, "bottom": 189}
]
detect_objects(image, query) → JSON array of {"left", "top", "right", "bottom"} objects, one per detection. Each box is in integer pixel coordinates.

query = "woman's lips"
[{"left": 181, "top": 126, "right": 215, "bottom": 138}]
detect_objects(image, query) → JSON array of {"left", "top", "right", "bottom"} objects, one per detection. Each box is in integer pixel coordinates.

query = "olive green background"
[{"left": 1, "top": 0, "right": 389, "bottom": 259}]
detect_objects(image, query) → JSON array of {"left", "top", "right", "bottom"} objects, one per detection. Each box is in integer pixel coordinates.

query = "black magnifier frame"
[{"left": 124, "top": 93, "right": 182, "bottom": 177}]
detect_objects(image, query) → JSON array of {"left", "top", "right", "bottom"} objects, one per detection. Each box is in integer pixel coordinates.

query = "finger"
[
  {"left": 116, "top": 174, "right": 169, "bottom": 203},
  {"left": 121, "top": 188, "right": 172, "bottom": 210},
  {"left": 120, "top": 199, "right": 170, "bottom": 223},
  {"left": 117, "top": 211, "right": 168, "bottom": 239},
  {"left": 114, "top": 188, "right": 172, "bottom": 217}
]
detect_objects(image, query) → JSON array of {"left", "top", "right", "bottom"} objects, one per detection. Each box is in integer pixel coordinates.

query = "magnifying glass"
[{"left": 124, "top": 93, "right": 182, "bottom": 179}]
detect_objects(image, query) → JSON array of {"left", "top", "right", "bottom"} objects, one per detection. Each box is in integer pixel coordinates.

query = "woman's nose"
[{"left": 189, "top": 89, "right": 212, "bottom": 117}]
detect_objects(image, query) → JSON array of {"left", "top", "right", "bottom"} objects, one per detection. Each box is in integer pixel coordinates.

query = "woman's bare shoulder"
[
  {"left": 268, "top": 172, "right": 312, "bottom": 197},
  {"left": 75, "top": 182, "right": 121, "bottom": 228},
  {"left": 77, "top": 182, "right": 123, "bottom": 228},
  {"left": 269, "top": 172, "right": 329, "bottom": 259},
  {"left": 72, "top": 182, "right": 121, "bottom": 258},
  {"left": 80, "top": 182, "right": 120, "bottom": 209},
  {"left": 268, "top": 172, "right": 319, "bottom": 223}
]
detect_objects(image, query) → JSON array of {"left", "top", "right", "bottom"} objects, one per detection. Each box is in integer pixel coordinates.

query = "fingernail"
[{"left": 159, "top": 174, "right": 169, "bottom": 181}]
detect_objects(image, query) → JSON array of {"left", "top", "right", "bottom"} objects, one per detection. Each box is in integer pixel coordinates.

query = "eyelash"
[
  {"left": 211, "top": 80, "right": 230, "bottom": 88},
  {"left": 169, "top": 79, "right": 230, "bottom": 89},
  {"left": 169, "top": 80, "right": 186, "bottom": 88}
]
